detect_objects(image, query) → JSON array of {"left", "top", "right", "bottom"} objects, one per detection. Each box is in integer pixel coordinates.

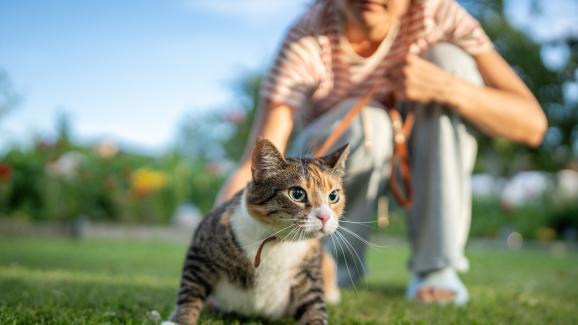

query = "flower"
[
  {"left": 131, "top": 168, "right": 168, "bottom": 197},
  {"left": 45, "top": 152, "right": 84, "bottom": 180},
  {"left": 0, "top": 163, "right": 11, "bottom": 183},
  {"left": 96, "top": 139, "right": 119, "bottom": 159},
  {"left": 536, "top": 227, "right": 557, "bottom": 242}
]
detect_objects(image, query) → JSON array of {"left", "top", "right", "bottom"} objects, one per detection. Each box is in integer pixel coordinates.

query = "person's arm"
[
  {"left": 215, "top": 102, "right": 294, "bottom": 205},
  {"left": 390, "top": 49, "right": 547, "bottom": 147},
  {"left": 449, "top": 50, "right": 546, "bottom": 146}
]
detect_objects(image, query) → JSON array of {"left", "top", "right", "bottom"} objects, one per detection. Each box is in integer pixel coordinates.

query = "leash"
[
  {"left": 254, "top": 236, "right": 277, "bottom": 267},
  {"left": 314, "top": 85, "right": 379, "bottom": 157},
  {"left": 386, "top": 103, "right": 414, "bottom": 208},
  {"left": 314, "top": 88, "right": 415, "bottom": 208}
]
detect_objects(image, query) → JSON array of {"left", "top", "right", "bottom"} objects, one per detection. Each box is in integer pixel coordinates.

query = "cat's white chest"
[
  {"left": 210, "top": 194, "right": 310, "bottom": 318},
  {"left": 211, "top": 241, "right": 308, "bottom": 318}
]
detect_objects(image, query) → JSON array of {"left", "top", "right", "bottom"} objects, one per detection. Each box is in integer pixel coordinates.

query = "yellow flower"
[
  {"left": 536, "top": 227, "right": 557, "bottom": 242},
  {"left": 131, "top": 168, "right": 168, "bottom": 196}
]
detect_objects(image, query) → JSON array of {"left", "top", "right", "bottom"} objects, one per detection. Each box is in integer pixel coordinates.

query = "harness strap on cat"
[
  {"left": 254, "top": 236, "right": 277, "bottom": 268},
  {"left": 314, "top": 89, "right": 415, "bottom": 209}
]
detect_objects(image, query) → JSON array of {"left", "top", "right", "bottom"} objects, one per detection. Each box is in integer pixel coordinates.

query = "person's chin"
[{"left": 357, "top": 12, "right": 389, "bottom": 28}]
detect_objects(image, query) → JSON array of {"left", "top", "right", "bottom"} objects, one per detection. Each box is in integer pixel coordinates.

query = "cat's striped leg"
[
  {"left": 289, "top": 251, "right": 328, "bottom": 325},
  {"left": 170, "top": 247, "right": 218, "bottom": 325}
]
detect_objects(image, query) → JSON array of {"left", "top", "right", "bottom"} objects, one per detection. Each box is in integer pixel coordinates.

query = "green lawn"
[{"left": 1, "top": 237, "right": 577, "bottom": 324}]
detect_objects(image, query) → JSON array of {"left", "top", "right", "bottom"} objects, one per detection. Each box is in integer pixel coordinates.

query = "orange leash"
[
  {"left": 315, "top": 92, "right": 415, "bottom": 208},
  {"left": 314, "top": 85, "right": 378, "bottom": 158},
  {"left": 387, "top": 106, "right": 414, "bottom": 208}
]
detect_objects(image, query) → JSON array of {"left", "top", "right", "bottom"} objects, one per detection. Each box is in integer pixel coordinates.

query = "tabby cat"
[{"left": 167, "top": 138, "right": 349, "bottom": 325}]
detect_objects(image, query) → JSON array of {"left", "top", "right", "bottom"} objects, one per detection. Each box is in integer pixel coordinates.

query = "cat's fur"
[{"left": 168, "top": 138, "right": 349, "bottom": 325}]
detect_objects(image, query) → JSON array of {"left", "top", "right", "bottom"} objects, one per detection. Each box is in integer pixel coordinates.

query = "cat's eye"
[
  {"left": 328, "top": 190, "right": 339, "bottom": 203},
  {"left": 288, "top": 187, "right": 307, "bottom": 202}
]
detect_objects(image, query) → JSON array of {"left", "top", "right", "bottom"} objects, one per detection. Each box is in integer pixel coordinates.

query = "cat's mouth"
[
  {"left": 273, "top": 219, "right": 338, "bottom": 241},
  {"left": 302, "top": 225, "right": 335, "bottom": 239},
  {"left": 274, "top": 226, "right": 324, "bottom": 241}
]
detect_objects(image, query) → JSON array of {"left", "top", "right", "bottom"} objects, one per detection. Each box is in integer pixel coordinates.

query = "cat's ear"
[
  {"left": 319, "top": 143, "right": 350, "bottom": 177},
  {"left": 251, "top": 137, "right": 287, "bottom": 182}
]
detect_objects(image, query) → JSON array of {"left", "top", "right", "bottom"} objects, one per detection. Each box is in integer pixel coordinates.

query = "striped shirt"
[{"left": 261, "top": 0, "right": 493, "bottom": 124}]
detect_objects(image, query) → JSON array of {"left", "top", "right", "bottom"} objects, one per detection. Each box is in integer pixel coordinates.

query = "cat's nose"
[{"left": 316, "top": 213, "right": 330, "bottom": 225}]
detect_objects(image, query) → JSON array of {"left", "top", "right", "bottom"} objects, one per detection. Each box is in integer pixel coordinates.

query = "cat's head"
[{"left": 245, "top": 138, "right": 349, "bottom": 240}]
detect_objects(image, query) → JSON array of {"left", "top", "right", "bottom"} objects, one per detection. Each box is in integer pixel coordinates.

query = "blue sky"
[
  {"left": 0, "top": 0, "right": 576, "bottom": 154},
  {"left": 0, "top": 0, "right": 309, "bottom": 153}
]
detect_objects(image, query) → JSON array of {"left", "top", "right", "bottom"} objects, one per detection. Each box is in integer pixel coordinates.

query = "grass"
[{"left": 1, "top": 236, "right": 577, "bottom": 324}]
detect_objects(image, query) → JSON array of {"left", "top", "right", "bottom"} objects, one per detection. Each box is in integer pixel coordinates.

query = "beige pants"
[{"left": 289, "top": 44, "right": 482, "bottom": 286}]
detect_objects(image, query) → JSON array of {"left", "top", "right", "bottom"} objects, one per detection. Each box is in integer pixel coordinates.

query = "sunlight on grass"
[
  {"left": 1, "top": 237, "right": 577, "bottom": 324},
  {"left": 0, "top": 265, "right": 176, "bottom": 289}
]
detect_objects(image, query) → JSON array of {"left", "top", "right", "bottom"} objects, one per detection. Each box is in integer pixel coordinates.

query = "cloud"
[{"left": 179, "top": 0, "right": 309, "bottom": 19}]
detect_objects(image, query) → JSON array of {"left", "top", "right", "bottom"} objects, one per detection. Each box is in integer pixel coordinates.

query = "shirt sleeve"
[
  {"left": 434, "top": 0, "right": 493, "bottom": 55},
  {"left": 260, "top": 22, "right": 320, "bottom": 110}
]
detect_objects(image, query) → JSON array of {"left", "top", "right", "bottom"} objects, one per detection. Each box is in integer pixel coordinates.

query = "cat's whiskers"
[
  {"left": 298, "top": 227, "right": 306, "bottom": 242},
  {"left": 280, "top": 226, "right": 300, "bottom": 242},
  {"left": 296, "top": 226, "right": 307, "bottom": 241},
  {"left": 334, "top": 230, "right": 367, "bottom": 284},
  {"left": 331, "top": 230, "right": 358, "bottom": 293},
  {"left": 337, "top": 225, "right": 391, "bottom": 249},
  {"left": 339, "top": 219, "right": 378, "bottom": 224},
  {"left": 288, "top": 227, "right": 301, "bottom": 242}
]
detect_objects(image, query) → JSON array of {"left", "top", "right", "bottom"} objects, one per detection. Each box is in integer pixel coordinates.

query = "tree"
[
  {"left": 175, "top": 71, "right": 262, "bottom": 164},
  {"left": 0, "top": 69, "right": 20, "bottom": 122},
  {"left": 222, "top": 72, "right": 262, "bottom": 162}
]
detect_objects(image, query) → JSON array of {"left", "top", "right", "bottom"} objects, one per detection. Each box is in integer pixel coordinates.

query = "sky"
[{"left": 0, "top": 0, "right": 576, "bottom": 155}]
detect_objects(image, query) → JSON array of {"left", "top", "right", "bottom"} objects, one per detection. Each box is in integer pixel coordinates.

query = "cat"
[{"left": 166, "top": 138, "right": 349, "bottom": 325}]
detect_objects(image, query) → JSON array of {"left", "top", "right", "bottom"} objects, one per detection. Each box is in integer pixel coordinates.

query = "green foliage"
[{"left": 0, "top": 132, "right": 225, "bottom": 224}]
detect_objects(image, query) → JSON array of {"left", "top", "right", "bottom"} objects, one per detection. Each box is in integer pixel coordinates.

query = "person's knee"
[{"left": 421, "top": 43, "right": 483, "bottom": 86}]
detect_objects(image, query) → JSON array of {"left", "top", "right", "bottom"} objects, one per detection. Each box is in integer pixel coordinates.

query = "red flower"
[{"left": 0, "top": 163, "right": 12, "bottom": 183}]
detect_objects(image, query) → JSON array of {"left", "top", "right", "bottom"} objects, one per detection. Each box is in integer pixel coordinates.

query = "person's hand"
[{"left": 388, "top": 54, "right": 455, "bottom": 104}]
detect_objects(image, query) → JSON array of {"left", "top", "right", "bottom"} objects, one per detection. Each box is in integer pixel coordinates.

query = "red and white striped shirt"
[{"left": 261, "top": 0, "right": 493, "bottom": 124}]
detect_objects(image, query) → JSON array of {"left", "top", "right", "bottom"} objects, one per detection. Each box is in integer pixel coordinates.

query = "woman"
[{"left": 217, "top": 0, "right": 546, "bottom": 304}]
